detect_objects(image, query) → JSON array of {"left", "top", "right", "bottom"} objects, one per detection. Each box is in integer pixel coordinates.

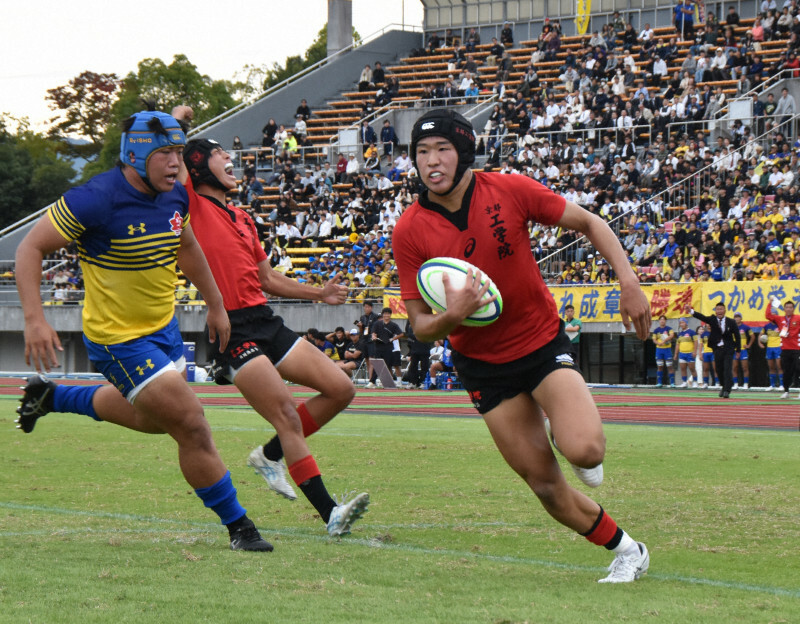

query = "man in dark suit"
[{"left": 690, "top": 302, "right": 741, "bottom": 397}]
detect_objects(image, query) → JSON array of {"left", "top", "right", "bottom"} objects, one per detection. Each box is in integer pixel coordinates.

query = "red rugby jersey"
[
  {"left": 186, "top": 182, "right": 268, "bottom": 311},
  {"left": 393, "top": 172, "right": 566, "bottom": 364}
]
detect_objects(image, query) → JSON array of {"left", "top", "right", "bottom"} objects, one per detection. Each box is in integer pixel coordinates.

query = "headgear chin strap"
[
  {"left": 183, "top": 139, "right": 229, "bottom": 192},
  {"left": 410, "top": 109, "right": 476, "bottom": 195},
  {"left": 120, "top": 111, "right": 186, "bottom": 188}
]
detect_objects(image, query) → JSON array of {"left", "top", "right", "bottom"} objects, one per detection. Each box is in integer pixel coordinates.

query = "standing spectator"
[
  {"left": 366, "top": 306, "right": 403, "bottom": 388},
  {"left": 732, "top": 312, "right": 755, "bottom": 390},
  {"left": 380, "top": 119, "right": 399, "bottom": 162},
  {"left": 357, "top": 299, "right": 380, "bottom": 383},
  {"left": 652, "top": 315, "right": 676, "bottom": 387},
  {"left": 402, "top": 319, "right": 432, "bottom": 388},
  {"left": 765, "top": 297, "right": 800, "bottom": 398},
  {"left": 774, "top": 87, "right": 796, "bottom": 128},
  {"left": 563, "top": 304, "right": 582, "bottom": 367},
  {"left": 336, "top": 152, "right": 348, "bottom": 182},
  {"left": 689, "top": 302, "right": 741, "bottom": 398},
  {"left": 674, "top": 317, "right": 698, "bottom": 387},
  {"left": 674, "top": 0, "right": 695, "bottom": 41},
  {"left": 359, "top": 120, "right": 378, "bottom": 152}
]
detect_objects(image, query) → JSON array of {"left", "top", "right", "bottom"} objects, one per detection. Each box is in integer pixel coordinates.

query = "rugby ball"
[
  {"left": 759, "top": 333, "right": 769, "bottom": 345},
  {"left": 416, "top": 257, "right": 503, "bottom": 327}
]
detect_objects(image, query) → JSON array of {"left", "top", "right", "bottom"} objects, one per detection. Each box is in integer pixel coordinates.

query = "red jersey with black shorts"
[
  {"left": 393, "top": 172, "right": 566, "bottom": 364},
  {"left": 394, "top": 172, "right": 573, "bottom": 413},
  {"left": 186, "top": 179, "right": 268, "bottom": 311},
  {"left": 186, "top": 182, "right": 298, "bottom": 382}
]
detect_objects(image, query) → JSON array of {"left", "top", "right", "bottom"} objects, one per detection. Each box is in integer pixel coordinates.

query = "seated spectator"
[
  {"left": 295, "top": 98, "right": 312, "bottom": 120},
  {"left": 486, "top": 37, "right": 505, "bottom": 66},
  {"left": 345, "top": 153, "right": 361, "bottom": 183},
  {"left": 372, "top": 61, "right": 385, "bottom": 86},
  {"left": 465, "top": 27, "right": 481, "bottom": 52},
  {"left": 500, "top": 21, "right": 514, "bottom": 47},
  {"left": 358, "top": 64, "right": 373, "bottom": 91},
  {"left": 388, "top": 150, "right": 412, "bottom": 182}
]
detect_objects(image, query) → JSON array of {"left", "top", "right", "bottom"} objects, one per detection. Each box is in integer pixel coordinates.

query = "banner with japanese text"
[
  {"left": 550, "top": 281, "right": 800, "bottom": 324},
  {"left": 383, "top": 282, "right": 800, "bottom": 324},
  {"left": 575, "top": 0, "right": 591, "bottom": 35},
  {"left": 383, "top": 288, "right": 407, "bottom": 318}
]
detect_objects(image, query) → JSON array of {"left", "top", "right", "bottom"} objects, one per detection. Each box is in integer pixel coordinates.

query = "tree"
[
  {"left": 0, "top": 116, "right": 76, "bottom": 229},
  {"left": 82, "top": 54, "right": 239, "bottom": 180},
  {"left": 45, "top": 71, "right": 120, "bottom": 159}
]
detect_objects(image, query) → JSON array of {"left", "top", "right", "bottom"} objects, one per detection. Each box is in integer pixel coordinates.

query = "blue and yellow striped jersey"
[
  {"left": 47, "top": 167, "right": 189, "bottom": 345},
  {"left": 676, "top": 328, "right": 696, "bottom": 353}
]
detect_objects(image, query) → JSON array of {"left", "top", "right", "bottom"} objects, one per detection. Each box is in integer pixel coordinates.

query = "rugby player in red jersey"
[{"left": 393, "top": 109, "right": 651, "bottom": 582}]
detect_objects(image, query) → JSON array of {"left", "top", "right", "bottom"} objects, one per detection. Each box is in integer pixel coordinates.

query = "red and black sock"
[
  {"left": 288, "top": 455, "right": 335, "bottom": 523},
  {"left": 581, "top": 507, "right": 624, "bottom": 550}
]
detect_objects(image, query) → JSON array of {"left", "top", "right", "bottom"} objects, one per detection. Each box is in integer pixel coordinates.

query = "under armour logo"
[
  {"left": 128, "top": 223, "right": 146, "bottom": 235},
  {"left": 136, "top": 359, "right": 155, "bottom": 376},
  {"left": 421, "top": 122, "right": 435, "bottom": 130}
]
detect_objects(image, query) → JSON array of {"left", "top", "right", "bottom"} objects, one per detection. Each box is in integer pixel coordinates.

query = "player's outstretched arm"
[
  {"left": 177, "top": 224, "right": 230, "bottom": 351},
  {"left": 556, "top": 202, "right": 650, "bottom": 339},
  {"left": 15, "top": 217, "right": 70, "bottom": 372},
  {"left": 258, "top": 259, "right": 347, "bottom": 303}
]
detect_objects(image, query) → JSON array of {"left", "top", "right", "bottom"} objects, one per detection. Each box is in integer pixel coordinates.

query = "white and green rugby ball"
[{"left": 416, "top": 257, "right": 503, "bottom": 327}]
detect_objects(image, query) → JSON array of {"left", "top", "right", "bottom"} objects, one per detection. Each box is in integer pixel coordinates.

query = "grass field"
[{"left": 1, "top": 388, "right": 799, "bottom": 624}]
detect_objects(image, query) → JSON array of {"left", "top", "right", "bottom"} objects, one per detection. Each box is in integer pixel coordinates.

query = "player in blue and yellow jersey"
[
  {"left": 757, "top": 320, "right": 783, "bottom": 389},
  {"left": 732, "top": 312, "right": 755, "bottom": 390},
  {"left": 651, "top": 315, "right": 675, "bottom": 387},
  {"left": 698, "top": 322, "right": 717, "bottom": 388},
  {"left": 673, "top": 318, "right": 697, "bottom": 387},
  {"left": 14, "top": 109, "right": 271, "bottom": 552}
]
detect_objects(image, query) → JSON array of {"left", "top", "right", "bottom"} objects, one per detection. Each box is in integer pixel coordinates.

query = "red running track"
[{"left": 2, "top": 379, "right": 797, "bottom": 431}]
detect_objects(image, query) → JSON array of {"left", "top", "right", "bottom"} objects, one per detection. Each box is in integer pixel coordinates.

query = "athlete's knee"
[
  {"left": 327, "top": 373, "right": 356, "bottom": 405},
  {"left": 568, "top": 438, "right": 606, "bottom": 468},
  {"left": 171, "top": 408, "right": 215, "bottom": 450},
  {"left": 267, "top": 398, "right": 304, "bottom": 437}
]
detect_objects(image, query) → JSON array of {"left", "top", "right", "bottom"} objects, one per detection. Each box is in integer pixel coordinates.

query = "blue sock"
[
  {"left": 53, "top": 385, "right": 101, "bottom": 421},
  {"left": 744, "top": 376, "right": 749, "bottom": 385},
  {"left": 682, "top": 375, "right": 687, "bottom": 383},
  {"left": 195, "top": 471, "right": 246, "bottom": 525},
  {"left": 780, "top": 374, "right": 784, "bottom": 387},
  {"left": 657, "top": 371, "right": 664, "bottom": 385},
  {"left": 668, "top": 372, "right": 675, "bottom": 385},
  {"left": 703, "top": 376, "right": 709, "bottom": 386},
  {"left": 769, "top": 374, "right": 776, "bottom": 387}
]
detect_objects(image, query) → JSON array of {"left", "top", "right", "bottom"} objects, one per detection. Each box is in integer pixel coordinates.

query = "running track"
[{"left": 2, "top": 377, "right": 798, "bottom": 431}]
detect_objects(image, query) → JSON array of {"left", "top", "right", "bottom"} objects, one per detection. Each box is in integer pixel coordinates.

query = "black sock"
[
  {"left": 298, "top": 475, "right": 336, "bottom": 523},
  {"left": 262, "top": 436, "right": 283, "bottom": 461},
  {"left": 226, "top": 514, "right": 252, "bottom": 536}
]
